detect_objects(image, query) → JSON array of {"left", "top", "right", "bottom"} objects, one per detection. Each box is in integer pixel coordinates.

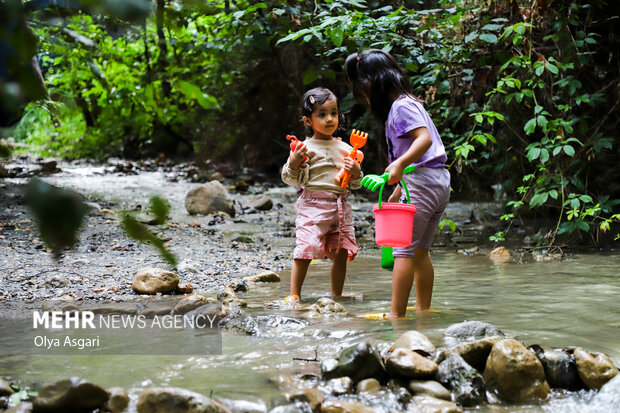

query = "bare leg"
[
  {"left": 290, "top": 258, "right": 311, "bottom": 298},
  {"left": 390, "top": 257, "right": 415, "bottom": 317},
  {"left": 388, "top": 248, "right": 434, "bottom": 317},
  {"left": 329, "top": 248, "right": 348, "bottom": 297},
  {"left": 413, "top": 248, "right": 434, "bottom": 311}
]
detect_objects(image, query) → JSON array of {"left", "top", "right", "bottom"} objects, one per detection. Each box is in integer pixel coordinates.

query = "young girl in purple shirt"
[{"left": 345, "top": 49, "right": 451, "bottom": 317}]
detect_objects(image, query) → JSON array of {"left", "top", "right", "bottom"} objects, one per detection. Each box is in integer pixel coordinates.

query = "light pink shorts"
[{"left": 294, "top": 190, "right": 358, "bottom": 261}]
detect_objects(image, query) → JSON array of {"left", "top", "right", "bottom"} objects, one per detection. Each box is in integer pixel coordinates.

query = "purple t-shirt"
[{"left": 385, "top": 95, "right": 447, "bottom": 168}]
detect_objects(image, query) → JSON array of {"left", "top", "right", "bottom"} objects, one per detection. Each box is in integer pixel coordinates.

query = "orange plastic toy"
[
  {"left": 336, "top": 151, "right": 364, "bottom": 186},
  {"left": 286, "top": 135, "right": 308, "bottom": 163},
  {"left": 339, "top": 129, "right": 368, "bottom": 188}
]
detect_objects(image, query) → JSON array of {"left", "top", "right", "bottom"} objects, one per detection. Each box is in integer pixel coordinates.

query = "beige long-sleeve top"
[{"left": 281, "top": 137, "right": 363, "bottom": 193}]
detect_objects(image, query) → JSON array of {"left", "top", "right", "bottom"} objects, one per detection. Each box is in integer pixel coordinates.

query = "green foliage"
[
  {"left": 121, "top": 196, "right": 177, "bottom": 267},
  {"left": 25, "top": 178, "right": 89, "bottom": 259},
  {"left": 6, "top": 0, "right": 619, "bottom": 245}
]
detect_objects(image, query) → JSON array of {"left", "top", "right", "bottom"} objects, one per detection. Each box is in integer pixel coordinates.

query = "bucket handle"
[{"left": 359, "top": 165, "right": 415, "bottom": 209}]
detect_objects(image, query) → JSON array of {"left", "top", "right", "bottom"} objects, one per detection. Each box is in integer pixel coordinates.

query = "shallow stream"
[{"left": 1, "top": 163, "right": 618, "bottom": 412}]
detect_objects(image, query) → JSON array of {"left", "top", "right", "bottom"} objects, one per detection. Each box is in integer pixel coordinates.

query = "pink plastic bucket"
[{"left": 372, "top": 202, "right": 416, "bottom": 247}]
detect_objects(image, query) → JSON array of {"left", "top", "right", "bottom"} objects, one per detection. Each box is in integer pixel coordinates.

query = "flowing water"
[{"left": 1, "top": 163, "right": 619, "bottom": 412}]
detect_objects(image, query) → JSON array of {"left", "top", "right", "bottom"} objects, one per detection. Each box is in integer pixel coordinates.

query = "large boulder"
[
  {"left": 529, "top": 345, "right": 584, "bottom": 390},
  {"left": 436, "top": 353, "right": 486, "bottom": 406},
  {"left": 136, "top": 387, "right": 231, "bottom": 413},
  {"left": 321, "top": 342, "right": 386, "bottom": 383},
  {"left": 185, "top": 181, "right": 235, "bottom": 217},
  {"left": 385, "top": 348, "right": 438, "bottom": 378},
  {"left": 443, "top": 321, "right": 504, "bottom": 346},
  {"left": 437, "top": 336, "right": 502, "bottom": 373},
  {"left": 132, "top": 268, "right": 179, "bottom": 294},
  {"left": 392, "top": 331, "right": 436, "bottom": 357},
  {"left": 483, "top": 339, "right": 550, "bottom": 403},
  {"left": 573, "top": 348, "right": 619, "bottom": 390},
  {"left": 32, "top": 377, "right": 109, "bottom": 412}
]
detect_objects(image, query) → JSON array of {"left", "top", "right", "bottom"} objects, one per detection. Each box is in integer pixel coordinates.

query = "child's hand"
[
  {"left": 385, "top": 160, "right": 405, "bottom": 185},
  {"left": 288, "top": 144, "right": 308, "bottom": 170},
  {"left": 343, "top": 156, "right": 361, "bottom": 179},
  {"left": 388, "top": 185, "right": 402, "bottom": 202}
]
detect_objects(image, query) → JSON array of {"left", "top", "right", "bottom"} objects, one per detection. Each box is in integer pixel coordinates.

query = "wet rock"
[
  {"left": 140, "top": 300, "right": 177, "bottom": 317},
  {"left": 106, "top": 387, "right": 129, "bottom": 413},
  {"left": 322, "top": 377, "right": 353, "bottom": 395},
  {"left": 456, "top": 246, "right": 479, "bottom": 256},
  {"left": 407, "top": 380, "right": 451, "bottom": 401},
  {"left": 437, "top": 336, "right": 502, "bottom": 373},
  {"left": 321, "top": 342, "right": 386, "bottom": 383},
  {"left": 247, "top": 194, "right": 273, "bottom": 211},
  {"left": 436, "top": 352, "right": 486, "bottom": 406},
  {"left": 209, "top": 172, "right": 225, "bottom": 182},
  {"left": 254, "top": 315, "right": 308, "bottom": 334},
  {"left": 285, "top": 388, "right": 323, "bottom": 412},
  {"left": 185, "top": 181, "right": 236, "bottom": 217},
  {"left": 489, "top": 246, "right": 511, "bottom": 264},
  {"left": 392, "top": 331, "right": 436, "bottom": 357},
  {"left": 573, "top": 347, "right": 619, "bottom": 390},
  {"left": 175, "top": 282, "right": 194, "bottom": 294},
  {"left": 386, "top": 348, "right": 438, "bottom": 378},
  {"left": 244, "top": 271, "right": 281, "bottom": 283},
  {"left": 227, "top": 279, "right": 249, "bottom": 293},
  {"left": 39, "top": 160, "right": 60, "bottom": 174},
  {"left": 308, "top": 298, "right": 346, "bottom": 316},
  {"left": 32, "top": 377, "right": 109, "bottom": 412},
  {"left": 136, "top": 387, "right": 231, "bottom": 413},
  {"left": 218, "top": 287, "right": 238, "bottom": 302},
  {"left": 224, "top": 232, "right": 254, "bottom": 243},
  {"left": 235, "top": 180, "right": 249, "bottom": 192},
  {"left": 41, "top": 296, "right": 79, "bottom": 313},
  {"left": 407, "top": 395, "right": 463, "bottom": 413},
  {"left": 219, "top": 314, "right": 260, "bottom": 335},
  {"left": 0, "top": 377, "right": 13, "bottom": 396},
  {"left": 173, "top": 295, "right": 218, "bottom": 315},
  {"left": 529, "top": 345, "right": 584, "bottom": 390},
  {"left": 132, "top": 268, "right": 179, "bottom": 294},
  {"left": 356, "top": 378, "right": 381, "bottom": 394},
  {"left": 320, "top": 400, "right": 375, "bottom": 413},
  {"left": 483, "top": 339, "right": 549, "bottom": 403},
  {"left": 443, "top": 320, "right": 504, "bottom": 346}
]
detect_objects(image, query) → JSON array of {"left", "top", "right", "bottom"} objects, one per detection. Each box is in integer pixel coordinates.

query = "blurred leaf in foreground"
[
  {"left": 121, "top": 197, "right": 177, "bottom": 267},
  {"left": 25, "top": 178, "right": 88, "bottom": 259},
  {"left": 149, "top": 196, "right": 170, "bottom": 226}
]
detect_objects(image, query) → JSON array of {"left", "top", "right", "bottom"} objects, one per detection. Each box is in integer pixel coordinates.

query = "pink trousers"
[{"left": 293, "top": 190, "right": 358, "bottom": 261}]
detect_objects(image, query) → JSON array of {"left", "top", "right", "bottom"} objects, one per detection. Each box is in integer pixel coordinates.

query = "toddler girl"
[{"left": 281, "top": 87, "right": 363, "bottom": 302}]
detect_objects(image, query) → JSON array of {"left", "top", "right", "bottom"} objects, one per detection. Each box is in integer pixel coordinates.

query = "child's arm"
[
  {"left": 288, "top": 144, "right": 308, "bottom": 170},
  {"left": 385, "top": 127, "right": 432, "bottom": 184},
  {"left": 388, "top": 185, "right": 401, "bottom": 202},
  {"left": 282, "top": 144, "right": 310, "bottom": 187}
]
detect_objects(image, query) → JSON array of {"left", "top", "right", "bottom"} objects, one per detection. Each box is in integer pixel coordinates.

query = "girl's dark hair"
[
  {"left": 344, "top": 49, "right": 414, "bottom": 123},
  {"left": 300, "top": 87, "right": 345, "bottom": 135}
]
